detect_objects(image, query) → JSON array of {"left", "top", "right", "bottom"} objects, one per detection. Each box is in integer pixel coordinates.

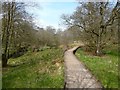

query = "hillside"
[{"left": 3, "top": 48, "right": 64, "bottom": 88}]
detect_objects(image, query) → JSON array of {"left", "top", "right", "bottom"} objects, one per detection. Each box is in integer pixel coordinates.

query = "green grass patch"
[
  {"left": 3, "top": 48, "right": 64, "bottom": 88},
  {"left": 76, "top": 48, "right": 119, "bottom": 88}
]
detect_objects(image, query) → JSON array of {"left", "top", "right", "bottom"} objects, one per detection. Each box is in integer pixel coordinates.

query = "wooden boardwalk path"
[{"left": 64, "top": 46, "right": 103, "bottom": 88}]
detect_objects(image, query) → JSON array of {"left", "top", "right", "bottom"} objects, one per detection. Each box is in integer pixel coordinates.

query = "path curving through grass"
[{"left": 64, "top": 46, "right": 103, "bottom": 88}]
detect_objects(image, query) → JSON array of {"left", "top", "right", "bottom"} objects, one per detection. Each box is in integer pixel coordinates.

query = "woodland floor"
[{"left": 2, "top": 45, "right": 119, "bottom": 88}]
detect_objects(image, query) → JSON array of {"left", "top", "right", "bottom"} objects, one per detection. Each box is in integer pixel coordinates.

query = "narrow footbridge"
[{"left": 64, "top": 46, "right": 103, "bottom": 88}]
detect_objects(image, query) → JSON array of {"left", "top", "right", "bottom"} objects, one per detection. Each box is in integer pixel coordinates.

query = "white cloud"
[
  {"left": 33, "top": 17, "right": 66, "bottom": 30},
  {"left": 25, "top": 2, "right": 78, "bottom": 30}
]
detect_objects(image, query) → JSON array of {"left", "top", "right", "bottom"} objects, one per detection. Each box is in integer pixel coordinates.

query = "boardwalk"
[{"left": 64, "top": 46, "right": 103, "bottom": 88}]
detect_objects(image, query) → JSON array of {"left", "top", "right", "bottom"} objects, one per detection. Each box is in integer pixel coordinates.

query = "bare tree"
[
  {"left": 2, "top": 1, "right": 36, "bottom": 67},
  {"left": 61, "top": 1, "right": 119, "bottom": 56}
]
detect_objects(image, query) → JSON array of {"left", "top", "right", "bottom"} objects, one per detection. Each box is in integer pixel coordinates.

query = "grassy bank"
[
  {"left": 76, "top": 48, "right": 119, "bottom": 88},
  {"left": 2, "top": 48, "right": 64, "bottom": 88}
]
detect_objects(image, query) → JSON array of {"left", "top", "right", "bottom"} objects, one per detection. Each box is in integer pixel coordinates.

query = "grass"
[
  {"left": 76, "top": 48, "right": 119, "bottom": 88},
  {"left": 2, "top": 48, "right": 64, "bottom": 88}
]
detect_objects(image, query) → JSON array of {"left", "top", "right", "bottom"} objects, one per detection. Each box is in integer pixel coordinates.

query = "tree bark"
[
  {"left": 2, "top": 54, "right": 8, "bottom": 67},
  {"left": 2, "top": 2, "right": 12, "bottom": 67}
]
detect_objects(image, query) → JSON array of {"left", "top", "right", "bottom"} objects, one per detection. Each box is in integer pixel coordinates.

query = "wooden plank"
[{"left": 64, "top": 46, "right": 103, "bottom": 88}]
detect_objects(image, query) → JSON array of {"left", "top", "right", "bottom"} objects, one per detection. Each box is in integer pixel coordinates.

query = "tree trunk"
[
  {"left": 96, "top": 35, "right": 102, "bottom": 56},
  {"left": 96, "top": 44, "right": 101, "bottom": 56},
  {"left": 96, "top": 2, "right": 104, "bottom": 56},
  {"left": 2, "top": 54, "right": 8, "bottom": 67},
  {"left": 2, "top": 3, "right": 11, "bottom": 67}
]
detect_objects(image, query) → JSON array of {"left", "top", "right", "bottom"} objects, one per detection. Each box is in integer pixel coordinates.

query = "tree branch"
[{"left": 105, "top": 1, "right": 119, "bottom": 26}]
